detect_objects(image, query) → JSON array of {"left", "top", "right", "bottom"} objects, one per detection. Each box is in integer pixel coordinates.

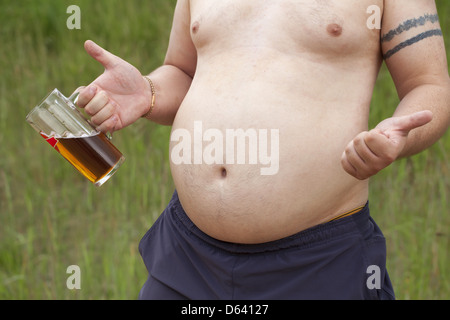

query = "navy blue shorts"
[{"left": 138, "top": 191, "right": 395, "bottom": 300}]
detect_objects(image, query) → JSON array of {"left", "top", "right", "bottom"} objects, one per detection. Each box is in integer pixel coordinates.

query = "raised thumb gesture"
[
  {"left": 341, "top": 110, "right": 433, "bottom": 180},
  {"left": 76, "top": 40, "right": 151, "bottom": 133}
]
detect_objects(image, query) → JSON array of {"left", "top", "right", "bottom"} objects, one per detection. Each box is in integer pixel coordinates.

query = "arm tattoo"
[
  {"left": 381, "top": 13, "right": 440, "bottom": 43},
  {"left": 381, "top": 13, "right": 443, "bottom": 60},
  {"left": 383, "top": 29, "right": 443, "bottom": 59}
]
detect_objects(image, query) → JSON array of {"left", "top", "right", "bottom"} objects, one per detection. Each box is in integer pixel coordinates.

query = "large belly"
[{"left": 169, "top": 50, "right": 371, "bottom": 243}]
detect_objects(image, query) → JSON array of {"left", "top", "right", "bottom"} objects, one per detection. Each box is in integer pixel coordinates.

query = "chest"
[{"left": 189, "top": 0, "right": 383, "bottom": 56}]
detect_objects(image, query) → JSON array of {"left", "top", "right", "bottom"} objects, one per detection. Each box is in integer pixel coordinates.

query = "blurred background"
[{"left": 0, "top": 0, "right": 448, "bottom": 299}]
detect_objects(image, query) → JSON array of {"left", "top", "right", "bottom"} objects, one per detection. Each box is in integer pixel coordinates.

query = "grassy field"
[{"left": 0, "top": 0, "right": 448, "bottom": 300}]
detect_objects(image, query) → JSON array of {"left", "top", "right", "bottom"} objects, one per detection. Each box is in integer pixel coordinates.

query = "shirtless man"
[{"left": 77, "top": 0, "right": 449, "bottom": 299}]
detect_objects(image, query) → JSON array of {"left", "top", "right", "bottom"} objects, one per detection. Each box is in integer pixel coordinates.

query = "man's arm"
[
  {"left": 143, "top": 0, "right": 197, "bottom": 125},
  {"left": 382, "top": 0, "right": 450, "bottom": 157},
  {"left": 341, "top": 0, "right": 450, "bottom": 180},
  {"left": 77, "top": 0, "right": 196, "bottom": 130}
]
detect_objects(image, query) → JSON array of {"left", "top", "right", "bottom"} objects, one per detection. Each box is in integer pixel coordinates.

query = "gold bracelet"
[{"left": 142, "top": 75, "right": 156, "bottom": 119}]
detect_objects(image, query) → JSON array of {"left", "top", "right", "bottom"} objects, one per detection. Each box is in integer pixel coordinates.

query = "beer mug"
[{"left": 26, "top": 88, "right": 125, "bottom": 187}]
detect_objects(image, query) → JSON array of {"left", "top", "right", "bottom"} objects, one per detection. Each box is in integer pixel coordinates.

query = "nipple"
[
  {"left": 192, "top": 21, "right": 200, "bottom": 34},
  {"left": 327, "top": 23, "right": 343, "bottom": 37}
]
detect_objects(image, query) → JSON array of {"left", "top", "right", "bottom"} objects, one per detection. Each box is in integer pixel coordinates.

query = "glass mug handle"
[
  {"left": 67, "top": 91, "right": 113, "bottom": 140},
  {"left": 68, "top": 91, "right": 80, "bottom": 105}
]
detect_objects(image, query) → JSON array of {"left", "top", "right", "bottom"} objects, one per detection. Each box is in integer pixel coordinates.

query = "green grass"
[
  {"left": 0, "top": 0, "right": 448, "bottom": 300},
  {"left": 0, "top": 0, "right": 176, "bottom": 300}
]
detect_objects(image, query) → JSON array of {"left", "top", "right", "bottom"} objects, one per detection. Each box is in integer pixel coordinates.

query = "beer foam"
[{"left": 45, "top": 130, "right": 99, "bottom": 139}]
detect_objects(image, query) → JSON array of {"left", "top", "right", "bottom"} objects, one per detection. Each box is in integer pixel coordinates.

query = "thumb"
[
  {"left": 387, "top": 110, "right": 433, "bottom": 136},
  {"left": 84, "top": 40, "right": 119, "bottom": 70}
]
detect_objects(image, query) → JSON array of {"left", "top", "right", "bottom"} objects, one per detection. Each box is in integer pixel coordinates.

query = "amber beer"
[
  {"left": 54, "top": 132, "right": 124, "bottom": 186},
  {"left": 27, "top": 89, "right": 125, "bottom": 186}
]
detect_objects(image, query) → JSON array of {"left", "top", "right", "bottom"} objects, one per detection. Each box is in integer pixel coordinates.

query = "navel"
[
  {"left": 221, "top": 167, "right": 227, "bottom": 178},
  {"left": 327, "top": 23, "right": 343, "bottom": 37}
]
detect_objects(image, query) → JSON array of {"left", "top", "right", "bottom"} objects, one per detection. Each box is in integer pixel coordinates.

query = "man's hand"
[
  {"left": 76, "top": 40, "right": 151, "bottom": 133},
  {"left": 341, "top": 110, "right": 433, "bottom": 180}
]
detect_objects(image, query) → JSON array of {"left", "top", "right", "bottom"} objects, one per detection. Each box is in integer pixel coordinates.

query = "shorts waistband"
[{"left": 169, "top": 190, "right": 371, "bottom": 254}]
